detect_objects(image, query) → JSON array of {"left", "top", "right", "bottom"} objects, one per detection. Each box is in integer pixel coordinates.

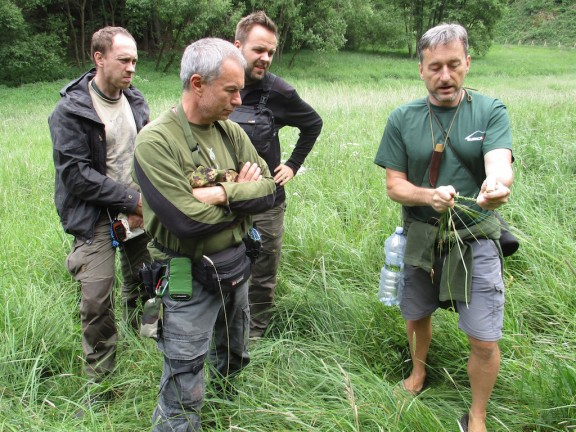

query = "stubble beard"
[
  {"left": 430, "top": 87, "right": 462, "bottom": 106},
  {"left": 248, "top": 61, "right": 267, "bottom": 82}
]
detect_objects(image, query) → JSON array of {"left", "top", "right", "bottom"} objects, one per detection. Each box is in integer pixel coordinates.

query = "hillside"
[{"left": 495, "top": 0, "right": 576, "bottom": 46}]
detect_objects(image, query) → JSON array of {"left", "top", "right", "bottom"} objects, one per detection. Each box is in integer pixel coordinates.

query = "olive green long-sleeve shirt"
[{"left": 134, "top": 106, "right": 276, "bottom": 261}]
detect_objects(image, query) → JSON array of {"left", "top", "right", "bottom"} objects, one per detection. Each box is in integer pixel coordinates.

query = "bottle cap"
[{"left": 395, "top": 226, "right": 404, "bottom": 234}]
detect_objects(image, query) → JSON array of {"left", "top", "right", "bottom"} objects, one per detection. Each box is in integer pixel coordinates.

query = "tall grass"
[{"left": 0, "top": 46, "right": 575, "bottom": 431}]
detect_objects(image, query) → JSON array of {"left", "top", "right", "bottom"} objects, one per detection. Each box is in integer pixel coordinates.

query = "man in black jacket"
[
  {"left": 232, "top": 11, "right": 323, "bottom": 338},
  {"left": 48, "top": 27, "right": 151, "bottom": 391}
]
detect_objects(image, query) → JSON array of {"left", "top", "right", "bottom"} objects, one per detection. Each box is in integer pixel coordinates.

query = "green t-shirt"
[{"left": 374, "top": 90, "right": 512, "bottom": 225}]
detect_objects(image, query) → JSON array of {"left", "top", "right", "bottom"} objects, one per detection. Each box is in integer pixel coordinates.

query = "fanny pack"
[
  {"left": 151, "top": 240, "right": 251, "bottom": 293},
  {"left": 194, "top": 242, "right": 251, "bottom": 293}
]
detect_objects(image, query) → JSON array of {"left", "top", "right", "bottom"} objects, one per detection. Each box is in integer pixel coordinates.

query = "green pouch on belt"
[
  {"left": 404, "top": 221, "right": 438, "bottom": 271},
  {"left": 168, "top": 257, "right": 193, "bottom": 301}
]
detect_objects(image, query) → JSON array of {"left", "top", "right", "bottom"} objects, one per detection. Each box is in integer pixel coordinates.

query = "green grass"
[{"left": 1, "top": 45, "right": 575, "bottom": 431}]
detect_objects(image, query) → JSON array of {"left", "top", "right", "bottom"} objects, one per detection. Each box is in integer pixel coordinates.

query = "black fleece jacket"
[{"left": 239, "top": 72, "right": 322, "bottom": 206}]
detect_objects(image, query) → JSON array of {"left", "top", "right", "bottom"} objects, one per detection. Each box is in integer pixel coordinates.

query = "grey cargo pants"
[{"left": 152, "top": 279, "right": 250, "bottom": 431}]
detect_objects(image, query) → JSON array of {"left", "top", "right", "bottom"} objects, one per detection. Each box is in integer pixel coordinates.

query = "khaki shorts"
[{"left": 401, "top": 239, "right": 505, "bottom": 342}]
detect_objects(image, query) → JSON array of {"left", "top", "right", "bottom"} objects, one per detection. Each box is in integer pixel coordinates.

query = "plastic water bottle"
[{"left": 378, "top": 227, "right": 407, "bottom": 306}]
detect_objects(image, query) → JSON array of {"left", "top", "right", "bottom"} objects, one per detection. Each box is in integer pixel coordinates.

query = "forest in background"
[{"left": 0, "top": 0, "right": 574, "bottom": 86}]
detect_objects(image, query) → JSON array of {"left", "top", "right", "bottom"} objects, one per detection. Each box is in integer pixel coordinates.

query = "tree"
[
  {"left": 248, "top": 0, "right": 351, "bottom": 66},
  {"left": 0, "top": 0, "right": 66, "bottom": 86},
  {"left": 449, "top": 0, "right": 506, "bottom": 55},
  {"left": 0, "top": 0, "right": 514, "bottom": 85},
  {"left": 392, "top": 0, "right": 506, "bottom": 57},
  {"left": 62, "top": 0, "right": 88, "bottom": 67},
  {"left": 0, "top": 0, "right": 25, "bottom": 45},
  {"left": 126, "top": 0, "right": 231, "bottom": 72},
  {"left": 344, "top": 0, "right": 405, "bottom": 51}
]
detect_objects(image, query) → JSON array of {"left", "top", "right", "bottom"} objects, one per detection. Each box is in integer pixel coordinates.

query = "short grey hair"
[
  {"left": 417, "top": 23, "right": 469, "bottom": 63},
  {"left": 180, "top": 38, "right": 247, "bottom": 90}
]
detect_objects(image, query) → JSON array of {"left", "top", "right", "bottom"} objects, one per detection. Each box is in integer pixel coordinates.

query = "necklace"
[
  {"left": 427, "top": 89, "right": 465, "bottom": 151},
  {"left": 426, "top": 89, "right": 465, "bottom": 187}
]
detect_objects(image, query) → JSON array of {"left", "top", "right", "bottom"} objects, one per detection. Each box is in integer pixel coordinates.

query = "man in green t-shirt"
[{"left": 375, "top": 24, "right": 513, "bottom": 432}]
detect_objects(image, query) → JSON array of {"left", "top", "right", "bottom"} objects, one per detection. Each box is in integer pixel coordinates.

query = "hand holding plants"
[
  {"left": 430, "top": 185, "right": 456, "bottom": 213},
  {"left": 477, "top": 174, "right": 510, "bottom": 210}
]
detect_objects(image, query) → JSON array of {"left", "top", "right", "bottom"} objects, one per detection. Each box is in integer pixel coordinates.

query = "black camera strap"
[{"left": 258, "top": 73, "right": 276, "bottom": 110}]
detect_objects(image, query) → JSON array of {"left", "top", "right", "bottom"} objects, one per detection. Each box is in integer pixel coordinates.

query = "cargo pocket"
[
  {"left": 161, "top": 357, "right": 205, "bottom": 405},
  {"left": 66, "top": 241, "right": 85, "bottom": 279},
  {"left": 492, "top": 278, "right": 505, "bottom": 332},
  {"left": 159, "top": 331, "right": 209, "bottom": 406}
]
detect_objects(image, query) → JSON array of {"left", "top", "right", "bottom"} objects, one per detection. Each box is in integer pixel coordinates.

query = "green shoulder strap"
[
  {"left": 177, "top": 101, "right": 238, "bottom": 170},
  {"left": 176, "top": 102, "right": 201, "bottom": 167}
]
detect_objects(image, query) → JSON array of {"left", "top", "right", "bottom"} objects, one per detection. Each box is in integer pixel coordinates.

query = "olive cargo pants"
[{"left": 66, "top": 215, "right": 150, "bottom": 379}]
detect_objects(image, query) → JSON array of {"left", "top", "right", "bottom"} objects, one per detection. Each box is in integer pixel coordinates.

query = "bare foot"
[{"left": 402, "top": 374, "right": 426, "bottom": 396}]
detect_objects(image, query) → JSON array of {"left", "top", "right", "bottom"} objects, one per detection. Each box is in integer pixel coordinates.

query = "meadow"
[{"left": 0, "top": 44, "right": 575, "bottom": 431}]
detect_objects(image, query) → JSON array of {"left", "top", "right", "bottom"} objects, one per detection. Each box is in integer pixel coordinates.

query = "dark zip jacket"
[
  {"left": 49, "top": 69, "right": 150, "bottom": 242},
  {"left": 238, "top": 72, "right": 322, "bottom": 206}
]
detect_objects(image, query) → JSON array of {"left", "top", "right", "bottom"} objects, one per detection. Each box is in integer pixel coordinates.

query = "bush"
[{"left": 0, "top": 33, "right": 67, "bottom": 86}]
